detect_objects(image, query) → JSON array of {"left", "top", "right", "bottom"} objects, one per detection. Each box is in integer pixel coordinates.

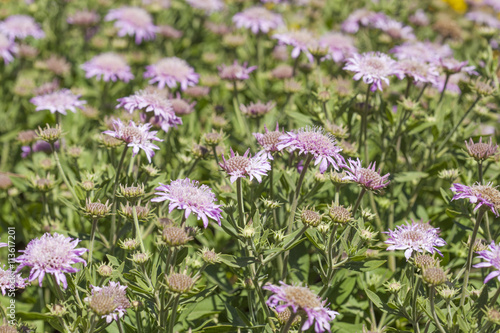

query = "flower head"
[
  {"left": 439, "top": 58, "right": 477, "bottom": 75},
  {"left": 81, "top": 53, "right": 134, "bottom": 82},
  {"left": 103, "top": 119, "right": 163, "bottom": 163},
  {"left": 233, "top": 7, "right": 284, "bottom": 34},
  {"left": 466, "top": 137, "right": 498, "bottom": 161},
  {"left": 0, "top": 15, "right": 45, "bottom": 40},
  {"left": 319, "top": 32, "right": 357, "bottom": 63},
  {"left": 186, "top": 0, "right": 224, "bottom": 14},
  {"left": 86, "top": 281, "right": 130, "bottom": 323},
  {"left": 384, "top": 220, "right": 446, "bottom": 260},
  {"left": 264, "top": 281, "right": 338, "bottom": 333},
  {"left": 15, "top": 233, "right": 87, "bottom": 289},
  {"left": 240, "top": 101, "right": 275, "bottom": 118},
  {"left": 390, "top": 41, "right": 453, "bottom": 64},
  {"left": 278, "top": 126, "right": 344, "bottom": 173},
  {"left": 474, "top": 241, "right": 500, "bottom": 283},
  {"left": 253, "top": 123, "right": 284, "bottom": 160},
  {"left": 0, "top": 33, "right": 17, "bottom": 64},
  {"left": 105, "top": 6, "right": 157, "bottom": 44},
  {"left": 151, "top": 178, "right": 222, "bottom": 228},
  {"left": 273, "top": 29, "right": 316, "bottom": 62},
  {"left": 218, "top": 61, "right": 257, "bottom": 81},
  {"left": 30, "top": 89, "right": 86, "bottom": 115},
  {"left": 344, "top": 52, "right": 402, "bottom": 91},
  {"left": 67, "top": 10, "right": 100, "bottom": 27},
  {"left": 343, "top": 158, "right": 390, "bottom": 191},
  {"left": 466, "top": 11, "right": 500, "bottom": 29},
  {"left": 341, "top": 9, "right": 389, "bottom": 33},
  {"left": 219, "top": 148, "right": 271, "bottom": 183},
  {"left": 451, "top": 182, "right": 500, "bottom": 216},
  {"left": 0, "top": 265, "right": 28, "bottom": 296},
  {"left": 376, "top": 19, "right": 415, "bottom": 40},
  {"left": 144, "top": 57, "right": 199, "bottom": 90},
  {"left": 396, "top": 59, "right": 439, "bottom": 84}
]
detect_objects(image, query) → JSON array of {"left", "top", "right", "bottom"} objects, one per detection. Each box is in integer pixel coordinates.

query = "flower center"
[
  {"left": 472, "top": 185, "right": 500, "bottom": 207},
  {"left": 225, "top": 156, "right": 251, "bottom": 173},
  {"left": 358, "top": 168, "right": 382, "bottom": 184},
  {"left": 156, "top": 58, "right": 190, "bottom": 77},
  {"left": 0, "top": 34, "right": 9, "bottom": 48},
  {"left": 94, "top": 54, "right": 127, "bottom": 72},
  {"left": 166, "top": 273, "right": 194, "bottom": 293},
  {"left": 400, "top": 230, "right": 424, "bottom": 243},
  {"left": 365, "top": 58, "right": 386, "bottom": 74},
  {"left": 121, "top": 126, "right": 143, "bottom": 142},
  {"left": 119, "top": 8, "right": 152, "bottom": 28},
  {"left": 284, "top": 286, "right": 322, "bottom": 309},
  {"left": 261, "top": 131, "right": 282, "bottom": 147},
  {"left": 297, "top": 131, "right": 336, "bottom": 154}
]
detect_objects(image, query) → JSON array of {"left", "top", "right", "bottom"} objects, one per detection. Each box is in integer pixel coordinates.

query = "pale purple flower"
[
  {"left": 484, "top": 0, "right": 500, "bottom": 12},
  {"left": 396, "top": 59, "right": 439, "bottom": 84},
  {"left": 409, "top": 9, "right": 429, "bottom": 26},
  {"left": 67, "top": 10, "right": 100, "bottom": 27},
  {"left": 376, "top": 19, "right": 415, "bottom": 40},
  {"left": 319, "top": 32, "right": 357, "bottom": 63},
  {"left": 85, "top": 282, "right": 130, "bottom": 323},
  {"left": 384, "top": 220, "right": 446, "bottom": 260},
  {"left": 253, "top": 123, "right": 284, "bottom": 160},
  {"left": 391, "top": 41, "right": 453, "bottom": 63},
  {"left": 81, "top": 52, "right": 134, "bottom": 83},
  {"left": 240, "top": 101, "right": 275, "bottom": 118},
  {"left": 341, "top": 9, "right": 389, "bottom": 33},
  {"left": 21, "top": 140, "right": 60, "bottom": 158},
  {"left": 186, "top": 0, "right": 224, "bottom": 14},
  {"left": 151, "top": 178, "right": 222, "bottom": 227},
  {"left": 218, "top": 61, "right": 257, "bottom": 81},
  {"left": 0, "top": 238, "right": 6, "bottom": 248},
  {"left": 0, "top": 15, "right": 45, "bottom": 40},
  {"left": 451, "top": 182, "right": 500, "bottom": 216},
  {"left": 466, "top": 10, "right": 500, "bottom": 28},
  {"left": 273, "top": 29, "right": 316, "bottom": 62},
  {"left": 474, "top": 242, "right": 500, "bottom": 283},
  {"left": 117, "top": 88, "right": 181, "bottom": 132},
  {"left": 103, "top": 119, "right": 163, "bottom": 163},
  {"left": 278, "top": 126, "right": 344, "bottom": 173},
  {"left": 0, "top": 33, "right": 16, "bottom": 64},
  {"left": 219, "top": 148, "right": 271, "bottom": 183},
  {"left": 144, "top": 57, "right": 199, "bottom": 90},
  {"left": 343, "top": 158, "right": 390, "bottom": 191},
  {"left": 232, "top": 7, "right": 284, "bottom": 34},
  {"left": 30, "top": 89, "right": 86, "bottom": 115},
  {"left": 434, "top": 73, "right": 466, "bottom": 94},
  {"left": 439, "top": 58, "right": 477, "bottom": 75},
  {"left": 15, "top": 233, "right": 87, "bottom": 289},
  {"left": 169, "top": 93, "right": 196, "bottom": 116},
  {"left": 0, "top": 265, "right": 28, "bottom": 296},
  {"left": 344, "top": 52, "right": 402, "bottom": 91},
  {"left": 264, "top": 281, "right": 338, "bottom": 333},
  {"left": 105, "top": 6, "right": 156, "bottom": 44}
]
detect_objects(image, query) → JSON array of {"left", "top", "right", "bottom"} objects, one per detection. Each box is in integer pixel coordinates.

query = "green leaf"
[
  {"left": 365, "top": 289, "right": 383, "bottom": 309},
  {"left": 393, "top": 172, "right": 428, "bottom": 183}
]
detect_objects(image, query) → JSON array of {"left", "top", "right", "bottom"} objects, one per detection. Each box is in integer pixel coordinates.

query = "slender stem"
[
  {"left": 478, "top": 161, "right": 483, "bottom": 184},
  {"left": 88, "top": 218, "right": 98, "bottom": 265},
  {"left": 352, "top": 188, "right": 367, "bottom": 216},
  {"left": 263, "top": 226, "right": 308, "bottom": 264},
  {"left": 110, "top": 146, "right": 128, "bottom": 245},
  {"left": 460, "top": 208, "right": 486, "bottom": 306},
  {"left": 117, "top": 320, "right": 124, "bottom": 333},
  {"left": 412, "top": 276, "right": 421, "bottom": 331},
  {"left": 51, "top": 275, "right": 65, "bottom": 300},
  {"left": 236, "top": 178, "right": 245, "bottom": 228},
  {"left": 404, "top": 79, "right": 412, "bottom": 98},
  {"left": 167, "top": 295, "right": 180, "bottom": 333},
  {"left": 133, "top": 206, "right": 146, "bottom": 253},
  {"left": 186, "top": 158, "right": 199, "bottom": 177},
  {"left": 87, "top": 315, "right": 97, "bottom": 333},
  {"left": 490, "top": 285, "right": 500, "bottom": 307},
  {"left": 438, "top": 74, "right": 450, "bottom": 104},
  {"left": 286, "top": 155, "right": 314, "bottom": 227},
  {"left": 429, "top": 286, "right": 447, "bottom": 333},
  {"left": 281, "top": 311, "right": 298, "bottom": 333},
  {"left": 416, "top": 83, "right": 428, "bottom": 102},
  {"left": 52, "top": 146, "right": 78, "bottom": 201},
  {"left": 362, "top": 84, "right": 372, "bottom": 163}
]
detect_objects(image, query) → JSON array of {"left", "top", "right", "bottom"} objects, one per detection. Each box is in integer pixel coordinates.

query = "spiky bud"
[
  {"left": 242, "top": 226, "right": 255, "bottom": 238},
  {"left": 301, "top": 209, "right": 322, "bottom": 227},
  {"left": 192, "top": 143, "right": 209, "bottom": 159},
  {"left": 203, "top": 131, "right": 224, "bottom": 146},
  {"left": 385, "top": 280, "right": 402, "bottom": 293},
  {"left": 119, "top": 203, "right": 151, "bottom": 221},
  {"left": 201, "top": 248, "right": 220, "bottom": 264},
  {"left": 165, "top": 273, "right": 195, "bottom": 294},
  {"left": 97, "top": 264, "right": 113, "bottom": 277},
  {"left": 131, "top": 252, "right": 151, "bottom": 264},
  {"left": 413, "top": 254, "right": 438, "bottom": 270},
  {"left": 80, "top": 180, "right": 95, "bottom": 192},
  {"left": 84, "top": 199, "right": 111, "bottom": 219},
  {"left": 67, "top": 146, "right": 83, "bottom": 158},
  {"left": 163, "top": 226, "right": 193, "bottom": 247},
  {"left": 141, "top": 164, "right": 160, "bottom": 177},
  {"left": 118, "top": 184, "right": 145, "bottom": 201},
  {"left": 438, "top": 169, "right": 460, "bottom": 181},
  {"left": 31, "top": 174, "right": 56, "bottom": 192},
  {"left": 119, "top": 238, "right": 139, "bottom": 250},
  {"left": 422, "top": 267, "right": 447, "bottom": 286},
  {"left": 328, "top": 204, "right": 353, "bottom": 224},
  {"left": 438, "top": 286, "right": 458, "bottom": 301},
  {"left": 36, "top": 124, "right": 62, "bottom": 144}
]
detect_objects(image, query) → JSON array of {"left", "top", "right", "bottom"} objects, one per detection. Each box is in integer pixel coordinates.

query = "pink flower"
[
  {"left": 409, "top": 9, "right": 429, "bottom": 26},
  {"left": 391, "top": 41, "right": 453, "bottom": 64},
  {"left": 0, "top": 15, "right": 45, "bottom": 40},
  {"left": 144, "top": 57, "right": 199, "bottom": 90},
  {"left": 219, "top": 148, "right": 271, "bottom": 183},
  {"left": 30, "top": 89, "right": 86, "bottom": 115},
  {"left": 384, "top": 220, "right": 446, "bottom": 260},
  {"left": 439, "top": 58, "right": 477, "bottom": 75},
  {"left": 0, "top": 33, "right": 17, "bottom": 64},
  {"left": 343, "top": 158, "right": 390, "bottom": 191},
  {"left": 376, "top": 19, "right": 415, "bottom": 40},
  {"left": 341, "top": 9, "right": 389, "bottom": 33},
  {"left": 278, "top": 126, "right": 344, "bottom": 173},
  {"left": 81, "top": 52, "right": 134, "bottom": 82},
  {"left": 0, "top": 265, "right": 28, "bottom": 296},
  {"left": 151, "top": 178, "right": 223, "bottom": 227},
  {"left": 344, "top": 52, "right": 402, "bottom": 91},
  {"left": 253, "top": 123, "right": 284, "bottom": 160},
  {"left": 218, "top": 61, "right": 257, "bottom": 81},
  {"left": 451, "top": 182, "right": 500, "bottom": 216},
  {"left": 264, "top": 281, "right": 339, "bottom": 333},
  {"left": 85, "top": 282, "right": 130, "bottom": 323},
  {"left": 232, "top": 7, "right": 284, "bottom": 34},
  {"left": 474, "top": 242, "right": 500, "bottom": 283},
  {"left": 105, "top": 6, "right": 157, "bottom": 44},
  {"left": 186, "top": 0, "right": 224, "bottom": 14},
  {"left": 103, "top": 119, "right": 163, "bottom": 163},
  {"left": 273, "top": 29, "right": 316, "bottom": 62},
  {"left": 15, "top": 233, "right": 87, "bottom": 289},
  {"left": 466, "top": 10, "right": 500, "bottom": 29},
  {"left": 396, "top": 59, "right": 439, "bottom": 84},
  {"left": 319, "top": 32, "right": 357, "bottom": 63}
]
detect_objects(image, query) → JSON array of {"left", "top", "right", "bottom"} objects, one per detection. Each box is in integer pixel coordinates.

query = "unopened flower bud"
[
  {"left": 465, "top": 137, "right": 498, "bottom": 161},
  {"left": 131, "top": 252, "right": 151, "bottom": 264},
  {"left": 39, "top": 158, "right": 54, "bottom": 170},
  {"left": 359, "top": 229, "right": 377, "bottom": 242},
  {"left": 80, "top": 180, "right": 95, "bottom": 191},
  {"left": 84, "top": 199, "right": 111, "bottom": 219},
  {"left": 131, "top": 300, "right": 142, "bottom": 309},
  {"left": 119, "top": 238, "right": 139, "bottom": 250},
  {"left": 438, "top": 169, "right": 460, "bottom": 181},
  {"left": 385, "top": 280, "right": 402, "bottom": 293},
  {"left": 316, "top": 90, "right": 331, "bottom": 103},
  {"left": 36, "top": 124, "right": 62, "bottom": 144},
  {"left": 165, "top": 272, "right": 195, "bottom": 294},
  {"left": 141, "top": 164, "right": 160, "bottom": 177},
  {"left": 192, "top": 143, "right": 209, "bottom": 159},
  {"left": 203, "top": 131, "right": 224, "bottom": 146},
  {"left": 201, "top": 248, "right": 220, "bottom": 264},
  {"left": 301, "top": 209, "right": 322, "bottom": 227},
  {"left": 97, "top": 264, "right": 113, "bottom": 277},
  {"left": 485, "top": 307, "right": 500, "bottom": 325},
  {"left": 275, "top": 308, "right": 301, "bottom": 326},
  {"left": 31, "top": 174, "right": 55, "bottom": 192},
  {"left": 261, "top": 198, "right": 282, "bottom": 209},
  {"left": 49, "top": 304, "right": 66, "bottom": 317},
  {"left": 413, "top": 254, "right": 438, "bottom": 270},
  {"left": 438, "top": 286, "right": 458, "bottom": 301},
  {"left": 163, "top": 226, "right": 193, "bottom": 247},
  {"left": 328, "top": 204, "right": 353, "bottom": 224},
  {"left": 118, "top": 183, "right": 145, "bottom": 201},
  {"left": 317, "top": 223, "right": 330, "bottom": 234},
  {"left": 242, "top": 226, "right": 255, "bottom": 238},
  {"left": 67, "top": 146, "right": 83, "bottom": 158},
  {"left": 422, "top": 267, "right": 447, "bottom": 286}
]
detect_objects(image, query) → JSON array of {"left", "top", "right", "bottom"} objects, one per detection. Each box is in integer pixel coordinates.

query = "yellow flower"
[{"left": 442, "top": 0, "right": 467, "bottom": 13}]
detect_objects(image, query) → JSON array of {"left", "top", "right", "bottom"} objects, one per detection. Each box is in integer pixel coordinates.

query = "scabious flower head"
[
  {"left": 273, "top": 29, "right": 316, "bottom": 62},
  {"left": 253, "top": 123, "right": 284, "bottom": 160},
  {"left": 219, "top": 148, "right": 271, "bottom": 183},
  {"left": 466, "top": 137, "right": 498, "bottom": 161},
  {"left": 81, "top": 53, "right": 134, "bottom": 83},
  {"left": 30, "top": 89, "right": 86, "bottom": 115},
  {"left": 165, "top": 272, "right": 195, "bottom": 294},
  {"left": 240, "top": 101, "right": 275, "bottom": 118},
  {"left": 396, "top": 59, "right": 439, "bottom": 84},
  {"left": 0, "top": 265, "right": 27, "bottom": 295},
  {"left": 341, "top": 9, "right": 389, "bottom": 33},
  {"left": 343, "top": 158, "right": 390, "bottom": 191},
  {"left": 186, "top": 0, "right": 224, "bottom": 14},
  {"left": 344, "top": 52, "right": 402, "bottom": 91},
  {"left": 169, "top": 93, "right": 196, "bottom": 115},
  {"left": 439, "top": 58, "right": 477, "bottom": 75},
  {"left": 218, "top": 61, "right": 257, "bottom": 81},
  {"left": 144, "top": 57, "right": 199, "bottom": 90},
  {"left": 409, "top": 9, "right": 429, "bottom": 26},
  {"left": 151, "top": 178, "right": 222, "bottom": 228},
  {"left": 264, "top": 281, "right": 338, "bottom": 333},
  {"left": 451, "top": 182, "right": 500, "bottom": 216},
  {"left": 318, "top": 32, "right": 357, "bottom": 63},
  {"left": 474, "top": 241, "right": 500, "bottom": 283},
  {"left": 466, "top": 10, "right": 500, "bottom": 29},
  {"left": 384, "top": 220, "right": 446, "bottom": 260},
  {"left": 15, "top": 233, "right": 87, "bottom": 289},
  {"left": 105, "top": 6, "right": 157, "bottom": 44},
  {"left": 278, "top": 126, "right": 344, "bottom": 173},
  {"left": 328, "top": 204, "right": 353, "bottom": 224},
  {"left": 390, "top": 41, "right": 453, "bottom": 63},
  {"left": 422, "top": 267, "right": 447, "bottom": 286},
  {"left": 376, "top": 19, "right": 415, "bottom": 40},
  {"left": 67, "top": 10, "right": 100, "bottom": 27},
  {"left": 0, "top": 33, "right": 17, "bottom": 64},
  {"left": 0, "top": 15, "right": 45, "bottom": 40},
  {"left": 232, "top": 7, "right": 284, "bottom": 34},
  {"left": 162, "top": 226, "right": 193, "bottom": 247},
  {"left": 86, "top": 281, "right": 130, "bottom": 323},
  {"left": 103, "top": 119, "right": 162, "bottom": 163}
]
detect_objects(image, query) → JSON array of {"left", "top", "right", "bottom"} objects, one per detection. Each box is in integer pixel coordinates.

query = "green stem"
[
  {"left": 133, "top": 206, "right": 146, "bottom": 253},
  {"left": 490, "top": 285, "right": 500, "bottom": 307},
  {"left": 430, "top": 286, "right": 447, "bottom": 333},
  {"left": 51, "top": 275, "right": 65, "bottom": 300},
  {"left": 167, "top": 295, "right": 180, "bottom": 333},
  {"left": 87, "top": 315, "right": 97, "bottom": 333},
  {"left": 352, "top": 188, "right": 367, "bottom": 216},
  {"left": 281, "top": 311, "right": 298, "bottom": 333},
  {"left": 88, "top": 218, "right": 98, "bottom": 265},
  {"left": 186, "top": 158, "right": 199, "bottom": 177},
  {"left": 110, "top": 146, "right": 128, "bottom": 245},
  {"left": 286, "top": 155, "right": 314, "bottom": 228},
  {"left": 236, "top": 178, "right": 245, "bottom": 229},
  {"left": 438, "top": 73, "right": 450, "bottom": 105},
  {"left": 460, "top": 208, "right": 486, "bottom": 306},
  {"left": 52, "top": 145, "right": 78, "bottom": 201}
]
